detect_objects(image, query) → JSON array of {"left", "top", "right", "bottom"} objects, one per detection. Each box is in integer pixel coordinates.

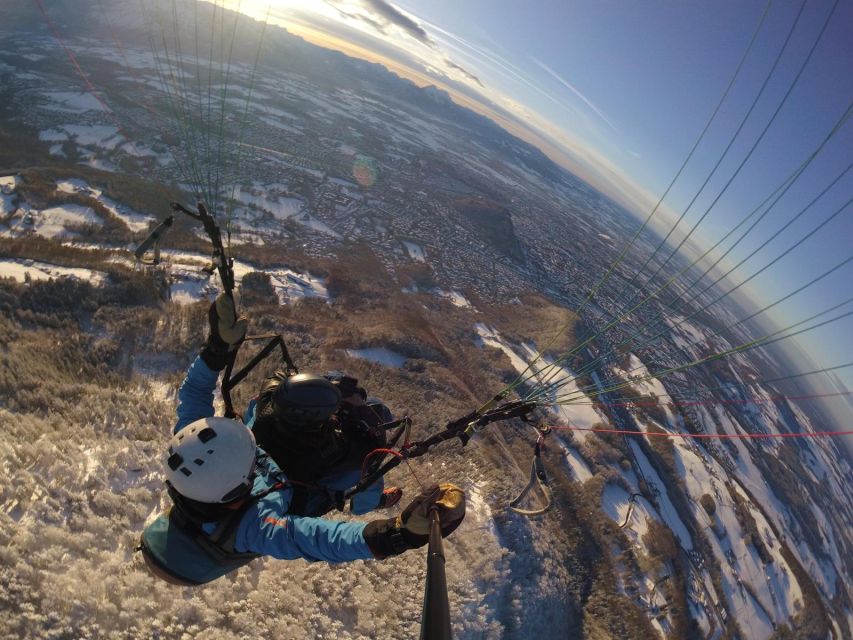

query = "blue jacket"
[{"left": 175, "top": 356, "right": 374, "bottom": 563}]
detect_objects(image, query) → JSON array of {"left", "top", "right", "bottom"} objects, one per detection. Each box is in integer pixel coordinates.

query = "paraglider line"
[
  {"left": 549, "top": 426, "right": 853, "bottom": 440},
  {"left": 34, "top": 0, "right": 126, "bottom": 136},
  {"left": 550, "top": 388, "right": 853, "bottom": 410}
]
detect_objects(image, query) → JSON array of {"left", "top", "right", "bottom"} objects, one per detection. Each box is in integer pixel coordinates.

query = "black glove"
[
  {"left": 363, "top": 483, "right": 466, "bottom": 559},
  {"left": 200, "top": 293, "right": 248, "bottom": 370}
]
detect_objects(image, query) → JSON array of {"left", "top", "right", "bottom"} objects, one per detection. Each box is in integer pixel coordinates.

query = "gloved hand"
[
  {"left": 200, "top": 292, "right": 249, "bottom": 370},
  {"left": 363, "top": 483, "right": 466, "bottom": 559}
]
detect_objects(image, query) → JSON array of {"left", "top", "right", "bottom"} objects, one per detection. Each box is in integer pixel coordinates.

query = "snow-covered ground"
[
  {"left": 0, "top": 175, "right": 19, "bottom": 193},
  {"left": 627, "top": 439, "right": 694, "bottom": 551},
  {"left": 1, "top": 175, "right": 19, "bottom": 215},
  {"left": 0, "top": 258, "right": 107, "bottom": 285},
  {"left": 561, "top": 444, "right": 593, "bottom": 483},
  {"left": 403, "top": 240, "right": 426, "bottom": 262},
  {"left": 40, "top": 91, "right": 106, "bottom": 113},
  {"left": 345, "top": 347, "right": 407, "bottom": 368},
  {"left": 464, "top": 482, "right": 497, "bottom": 537},
  {"left": 602, "top": 483, "right": 660, "bottom": 541},
  {"left": 600, "top": 343, "right": 849, "bottom": 636},
  {"left": 158, "top": 251, "right": 329, "bottom": 306},
  {"left": 1, "top": 175, "right": 156, "bottom": 238},
  {"left": 665, "top": 314, "right": 709, "bottom": 359},
  {"left": 41, "top": 124, "right": 124, "bottom": 151},
  {"left": 230, "top": 182, "right": 342, "bottom": 239},
  {"left": 0, "top": 176, "right": 330, "bottom": 306},
  {"left": 674, "top": 439, "right": 802, "bottom": 639},
  {"left": 611, "top": 353, "right": 677, "bottom": 425},
  {"left": 400, "top": 283, "right": 474, "bottom": 309},
  {"left": 473, "top": 323, "right": 606, "bottom": 440},
  {"left": 5, "top": 203, "right": 102, "bottom": 239},
  {"left": 56, "top": 178, "right": 154, "bottom": 232},
  {"left": 696, "top": 401, "right": 843, "bottom": 601},
  {"left": 435, "top": 288, "right": 473, "bottom": 309}
]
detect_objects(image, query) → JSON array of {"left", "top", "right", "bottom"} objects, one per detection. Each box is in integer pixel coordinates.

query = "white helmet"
[{"left": 165, "top": 417, "right": 257, "bottom": 503}]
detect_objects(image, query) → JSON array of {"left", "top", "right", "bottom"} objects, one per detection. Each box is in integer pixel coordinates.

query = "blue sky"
[{"left": 224, "top": 1, "right": 853, "bottom": 390}]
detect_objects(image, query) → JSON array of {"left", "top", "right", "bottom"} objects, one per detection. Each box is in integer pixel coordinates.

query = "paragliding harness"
[{"left": 138, "top": 455, "right": 289, "bottom": 586}]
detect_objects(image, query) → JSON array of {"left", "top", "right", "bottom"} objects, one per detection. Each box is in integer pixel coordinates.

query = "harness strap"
[
  {"left": 222, "top": 335, "right": 297, "bottom": 419},
  {"left": 508, "top": 428, "right": 553, "bottom": 516},
  {"left": 134, "top": 215, "right": 174, "bottom": 265}
]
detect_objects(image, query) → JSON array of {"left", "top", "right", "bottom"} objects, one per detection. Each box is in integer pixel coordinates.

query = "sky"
[{"left": 211, "top": 1, "right": 853, "bottom": 391}]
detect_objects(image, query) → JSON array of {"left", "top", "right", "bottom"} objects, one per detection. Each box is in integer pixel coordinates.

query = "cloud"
[
  {"left": 269, "top": 3, "right": 653, "bottom": 222},
  {"left": 323, "top": 1, "right": 388, "bottom": 33},
  {"left": 353, "top": 0, "right": 434, "bottom": 46},
  {"left": 322, "top": 2, "right": 483, "bottom": 89},
  {"left": 444, "top": 58, "right": 484, "bottom": 87},
  {"left": 531, "top": 57, "right": 617, "bottom": 132},
  {"left": 423, "top": 19, "right": 597, "bottom": 125}
]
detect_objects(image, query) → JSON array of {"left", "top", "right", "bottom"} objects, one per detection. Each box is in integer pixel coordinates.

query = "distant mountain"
[{"left": 7, "top": 0, "right": 579, "bottom": 193}]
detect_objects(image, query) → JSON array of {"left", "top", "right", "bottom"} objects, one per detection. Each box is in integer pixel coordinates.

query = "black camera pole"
[{"left": 420, "top": 508, "right": 452, "bottom": 640}]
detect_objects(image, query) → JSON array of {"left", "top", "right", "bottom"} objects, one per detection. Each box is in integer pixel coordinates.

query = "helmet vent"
[
  {"left": 193, "top": 458, "right": 205, "bottom": 466},
  {"left": 179, "top": 467, "right": 192, "bottom": 477},
  {"left": 198, "top": 427, "right": 217, "bottom": 443},
  {"left": 167, "top": 453, "right": 184, "bottom": 470},
  {"left": 207, "top": 449, "right": 214, "bottom": 454}
]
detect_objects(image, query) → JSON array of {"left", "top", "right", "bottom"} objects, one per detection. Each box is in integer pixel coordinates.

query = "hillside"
[{"left": 1, "top": 2, "right": 851, "bottom": 639}]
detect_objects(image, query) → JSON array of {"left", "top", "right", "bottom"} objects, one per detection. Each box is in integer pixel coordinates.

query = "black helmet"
[{"left": 273, "top": 373, "right": 342, "bottom": 430}]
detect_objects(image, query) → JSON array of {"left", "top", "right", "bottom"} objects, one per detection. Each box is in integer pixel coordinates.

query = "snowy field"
[
  {"left": 1, "top": 171, "right": 332, "bottom": 307},
  {"left": 0, "top": 175, "right": 19, "bottom": 193},
  {"left": 611, "top": 354, "right": 677, "bottom": 425},
  {"left": 56, "top": 178, "right": 154, "bottom": 232},
  {"left": 0, "top": 258, "right": 108, "bottom": 285},
  {"left": 607, "top": 351, "right": 851, "bottom": 638},
  {"left": 435, "top": 288, "right": 473, "bottom": 309},
  {"left": 4, "top": 203, "right": 102, "bottom": 240},
  {"left": 0, "top": 175, "right": 107, "bottom": 240},
  {"left": 403, "top": 240, "right": 426, "bottom": 262},
  {"left": 473, "top": 323, "right": 605, "bottom": 437},
  {"left": 230, "top": 181, "right": 342, "bottom": 239},
  {"left": 399, "top": 284, "right": 473, "bottom": 309},
  {"left": 345, "top": 347, "right": 407, "bottom": 368},
  {"left": 561, "top": 445, "right": 593, "bottom": 483},
  {"left": 159, "top": 250, "right": 330, "bottom": 306}
]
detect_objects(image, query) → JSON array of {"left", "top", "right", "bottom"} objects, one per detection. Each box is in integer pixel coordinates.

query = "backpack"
[
  {"left": 139, "top": 483, "right": 280, "bottom": 586},
  {"left": 251, "top": 371, "right": 390, "bottom": 485}
]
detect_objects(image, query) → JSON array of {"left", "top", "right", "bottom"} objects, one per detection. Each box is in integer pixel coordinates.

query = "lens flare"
[{"left": 352, "top": 154, "right": 377, "bottom": 187}]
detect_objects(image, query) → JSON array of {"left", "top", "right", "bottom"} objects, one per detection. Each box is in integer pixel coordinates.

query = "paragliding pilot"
[
  {"left": 139, "top": 293, "right": 466, "bottom": 586},
  {"left": 250, "top": 356, "right": 403, "bottom": 517}
]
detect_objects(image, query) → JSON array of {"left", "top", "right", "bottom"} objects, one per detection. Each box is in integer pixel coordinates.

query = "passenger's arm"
[
  {"left": 174, "top": 356, "right": 220, "bottom": 433},
  {"left": 238, "top": 505, "right": 374, "bottom": 562},
  {"left": 238, "top": 484, "right": 467, "bottom": 562},
  {"left": 174, "top": 294, "right": 248, "bottom": 433}
]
